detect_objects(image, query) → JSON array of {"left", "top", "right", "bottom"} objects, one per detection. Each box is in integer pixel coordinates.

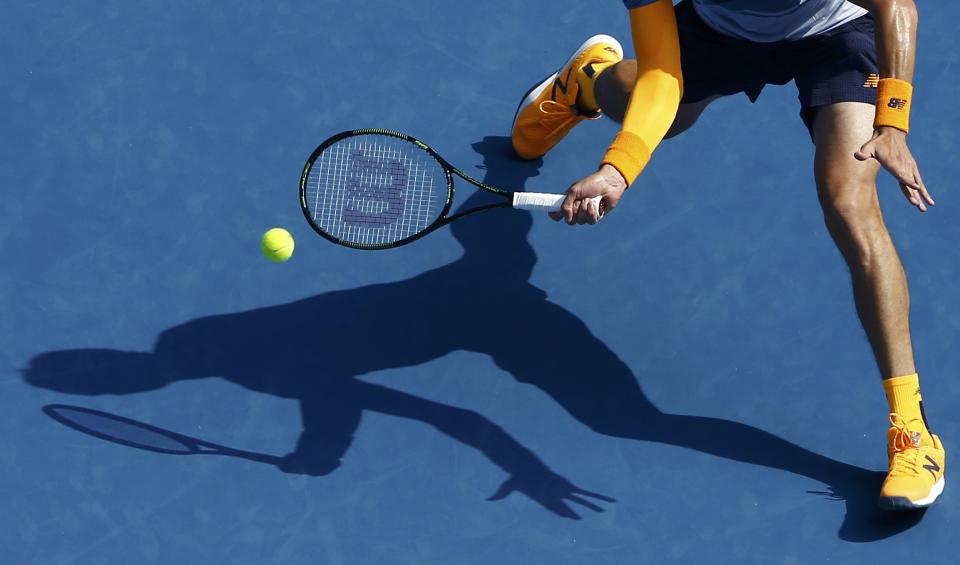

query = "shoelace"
[
  {"left": 887, "top": 413, "right": 926, "bottom": 478},
  {"left": 537, "top": 100, "right": 599, "bottom": 138}
]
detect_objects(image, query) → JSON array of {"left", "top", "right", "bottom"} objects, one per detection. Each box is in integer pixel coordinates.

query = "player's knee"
[
  {"left": 818, "top": 174, "right": 876, "bottom": 223},
  {"left": 819, "top": 189, "right": 888, "bottom": 263},
  {"left": 596, "top": 60, "right": 636, "bottom": 123},
  {"left": 605, "top": 60, "right": 637, "bottom": 94},
  {"left": 822, "top": 193, "right": 871, "bottom": 224}
]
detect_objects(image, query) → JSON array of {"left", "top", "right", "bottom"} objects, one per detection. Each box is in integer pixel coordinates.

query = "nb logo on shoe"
[
  {"left": 888, "top": 97, "right": 907, "bottom": 110},
  {"left": 924, "top": 455, "right": 941, "bottom": 478},
  {"left": 551, "top": 68, "right": 574, "bottom": 100}
]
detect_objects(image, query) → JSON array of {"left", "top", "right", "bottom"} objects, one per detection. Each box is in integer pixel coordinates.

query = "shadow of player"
[{"left": 23, "top": 136, "right": 923, "bottom": 540}]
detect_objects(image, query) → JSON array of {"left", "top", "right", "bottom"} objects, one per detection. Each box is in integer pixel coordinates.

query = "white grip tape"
[{"left": 512, "top": 192, "right": 604, "bottom": 215}]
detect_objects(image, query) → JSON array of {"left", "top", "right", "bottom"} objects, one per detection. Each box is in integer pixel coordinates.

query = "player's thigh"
[{"left": 811, "top": 102, "right": 881, "bottom": 210}]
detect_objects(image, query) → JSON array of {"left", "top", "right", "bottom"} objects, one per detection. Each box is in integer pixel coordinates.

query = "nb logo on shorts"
[
  {"left": 887, "top": 97, "right": 908, "bottom": 110},
  {"left": 863, "top": 74, "right": 880, "bottom": 88}
]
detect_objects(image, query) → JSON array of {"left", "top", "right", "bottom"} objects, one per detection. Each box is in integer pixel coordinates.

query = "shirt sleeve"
[{"left": 601, "top": 0, "right": 683, "bottom": 186}]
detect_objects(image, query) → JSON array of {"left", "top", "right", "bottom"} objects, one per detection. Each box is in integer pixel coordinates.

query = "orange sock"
[{"left": 883, "top": 373, "right": 933, "bottom": 444}]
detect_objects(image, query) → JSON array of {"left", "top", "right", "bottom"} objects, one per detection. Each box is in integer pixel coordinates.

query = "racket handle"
[{"left": 512, "top": 192, "right": 604, "bottom": 215}]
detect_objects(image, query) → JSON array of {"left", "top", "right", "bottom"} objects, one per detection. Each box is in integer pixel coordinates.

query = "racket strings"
[{"left": 305, "top": 135, "right": 448, "bottom": 247}]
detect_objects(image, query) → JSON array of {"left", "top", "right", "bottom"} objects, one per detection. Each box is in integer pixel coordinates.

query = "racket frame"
[{"left": 299, "top": 129, "right": 515, "bottom": 250}]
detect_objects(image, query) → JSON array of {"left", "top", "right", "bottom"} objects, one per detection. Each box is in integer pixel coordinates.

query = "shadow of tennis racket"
[{"left": 43, "top": 404, "right": 282, "bottom": 465}]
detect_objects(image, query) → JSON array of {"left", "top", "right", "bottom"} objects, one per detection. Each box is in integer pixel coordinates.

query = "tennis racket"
[
  {"left": 43, "top": 404, "right": 281, "bottom": 465},
  {"left": 299, "top": 129, "right": 602, "bottom": 250}
]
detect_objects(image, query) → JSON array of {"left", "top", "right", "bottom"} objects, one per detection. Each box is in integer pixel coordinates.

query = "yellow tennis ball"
[{"left": 261, "top": 228, "right": 295, "bottom": 262}]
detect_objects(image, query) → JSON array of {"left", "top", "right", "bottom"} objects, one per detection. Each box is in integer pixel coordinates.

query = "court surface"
[{"left": 3, "top": 2, "right": 959, "bottom": 563}]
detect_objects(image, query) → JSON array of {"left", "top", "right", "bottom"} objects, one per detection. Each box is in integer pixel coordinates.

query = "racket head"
[
  {"left": 300, "top": 129, "right": 455, "bottom": 250},
  {"left": 43, "top": 404, "right": 204, "bottom": 455}
]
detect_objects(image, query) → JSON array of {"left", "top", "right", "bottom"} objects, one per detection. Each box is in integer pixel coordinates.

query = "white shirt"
[{"left": 691, "top": 0, "right": 868, "bottom": 42}]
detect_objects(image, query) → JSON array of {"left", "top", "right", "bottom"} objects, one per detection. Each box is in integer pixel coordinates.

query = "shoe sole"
[
  {"left": 511, "top": 34, "right": 624, "bottom": 130},
  {"left": 878, "top": 476, "right": 945, "bottom": 511}
]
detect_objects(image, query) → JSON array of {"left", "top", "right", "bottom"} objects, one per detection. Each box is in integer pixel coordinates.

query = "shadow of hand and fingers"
[
  {"left": 22, "top": 137, "right": 920, "bottom": 537},
  {"left": 487, "top": 472, "right": 616, "bottom": 521},
  {"left": 359, "top": 378, "right": 614, "bottom": 519}
]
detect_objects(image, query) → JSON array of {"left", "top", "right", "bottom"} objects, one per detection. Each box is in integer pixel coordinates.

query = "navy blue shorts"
[{"left": 674, "top": 0, "right": 879, "bottom": 132}]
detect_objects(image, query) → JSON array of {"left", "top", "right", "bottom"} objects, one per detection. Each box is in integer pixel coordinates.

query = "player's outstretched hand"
[
  {"left": 855, "top": 126, "right": 934, "bottom": 212},
  {"left": 550, "top": 164, "right": 627, "bottom": 225}
]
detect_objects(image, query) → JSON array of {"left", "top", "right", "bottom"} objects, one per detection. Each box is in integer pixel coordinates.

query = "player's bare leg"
[
  {"left": 812, "top": 102, "right": 915, "bottom": 378},
  {"left": 813, "top": 101, "right": 944, "bottom": 510}
]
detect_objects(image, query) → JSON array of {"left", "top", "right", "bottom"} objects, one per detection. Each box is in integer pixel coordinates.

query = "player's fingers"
[
  {"left": 562, "top": 191, "right": 580, "bottom": 224},
  {"left": 567, "top": 199, "right": 583, "bottom": 225},
  {"left": 878, "top": 152, "right": 920, "bottom": 193},
  {"left": 900, "top": 175, "right": 927, "bottom": 212},
  {"left": 599, "top": 196, "right": 612, "bottom": 216},
  {"left": 853, "top": 141, "right": 874, "bottom": 162},
  {"left": 914, "top": 166, "right": 935, "bottom": 206},
  {"left": 890, "top": 150, "right": 924, "bottom": 190},
  {"left": 899, "top": 183, "right": 916, "bottom": 205},
  {"left": 899, "top": 182, "right": 926, "bottom": 212},
  {"left": 549, "top": 210, "right": 564, "bottom": 222},
  {"left": 575, "top": 201, "right": 591, "bottom": 225},
  {"left": 895, "top": 165, "right": 921, "bottom": 191},
  {"left": 584, "top": 198, "right": 600, "bottom": 225},
  {"left": 905, "top": 168, "right": 928, "bottom": 211}
]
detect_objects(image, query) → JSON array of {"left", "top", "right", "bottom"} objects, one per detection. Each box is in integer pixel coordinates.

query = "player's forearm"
[
  {"left": 853, "top": 0, "right": 919, "bottom": 133},
  {"left": 852, "top": 0, "right": 918, "bottom": 80},
  {"left": 602, "top": 0, "right": 682, "bottom": 186}
]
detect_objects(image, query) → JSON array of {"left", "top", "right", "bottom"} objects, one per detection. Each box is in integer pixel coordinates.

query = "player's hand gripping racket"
[{"left": 300, "top": 129, "right": 603, "bottom": 250}]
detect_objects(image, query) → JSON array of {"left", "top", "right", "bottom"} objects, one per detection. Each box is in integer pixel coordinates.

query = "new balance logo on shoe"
[
  {"left": 552, "top": 68, "right": 574, "bottom": 100},
  {"left": 924, "top": 455, "right": 942, "bottom": 478},
  {"left": 512, "top": 35, "right": 623, "bottom": 160}
]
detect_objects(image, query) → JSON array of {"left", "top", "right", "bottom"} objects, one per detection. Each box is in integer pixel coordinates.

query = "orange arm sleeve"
[{"left": 601, "top": 0, "right": 683, "bottom": 186}]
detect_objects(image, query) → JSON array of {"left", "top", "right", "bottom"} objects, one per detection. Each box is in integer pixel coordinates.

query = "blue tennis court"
[{"left": 4, "top": 2, "right": 959, "bottom": 563}]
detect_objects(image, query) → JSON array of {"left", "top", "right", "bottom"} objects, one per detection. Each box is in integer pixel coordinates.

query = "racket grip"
[{"left": 512, "top": 192, "right": 604, "bottom": 214}]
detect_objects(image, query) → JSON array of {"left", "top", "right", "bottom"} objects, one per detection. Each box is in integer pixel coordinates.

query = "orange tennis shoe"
[
  {"left": 878, "top": 413, "right": 946, "bottom": 510},
  {"left": 511, "top": 34, "right": 623, "bottom": 160}
]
